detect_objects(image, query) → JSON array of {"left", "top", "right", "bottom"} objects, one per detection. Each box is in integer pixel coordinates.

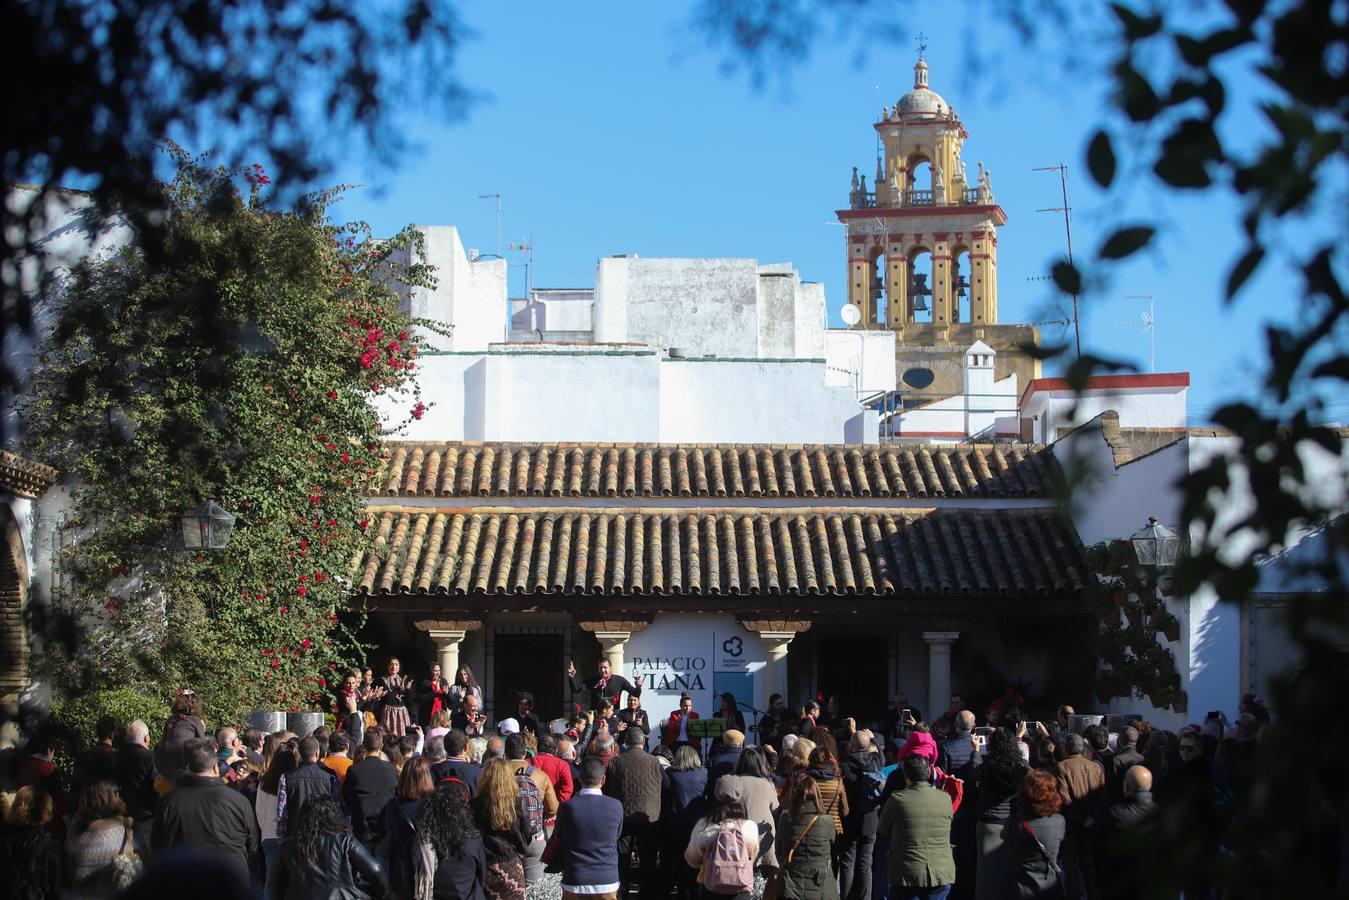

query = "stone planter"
[
  {"left": 287, "top": 711, "right": 325, "bottom": 738},
  {"left": 249, "top": 709, "right": 286, "bottom": 734}
]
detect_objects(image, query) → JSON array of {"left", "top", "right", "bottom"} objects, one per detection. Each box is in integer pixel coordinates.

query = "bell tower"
[{"left": 836, "top": 53, "right": 1039, "bottom": 397}]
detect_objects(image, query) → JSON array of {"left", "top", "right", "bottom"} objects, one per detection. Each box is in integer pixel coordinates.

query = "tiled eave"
[
  {"left": 376, "top": 441, "right": 1061, "bottom": 501},
  {"left": 351, "top": 505, "right": 1087, "bottom": 613}
]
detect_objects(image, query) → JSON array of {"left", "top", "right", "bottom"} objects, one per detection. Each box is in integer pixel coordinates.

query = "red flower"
[
  {"left": 270, "top": 658, "right": 280, "bottom": 669},
  {"left": 298, "top": 538, "right": 309, "bottom": 548},
  {"left": 279, "top": 606, "right": 288, "bottom": 615},
  {"left": 298, "top": 575, "right": 308, "bottom": 583},
  {"left": 412, "top": 402, "right": 426, "bottom": 420},
  {"left": 340, "top": 452, "right": 350, "bottom": 464},
  {"left": 358, "top": 518, "right": 370, "bottom": 531},
  {"left": 301, "top": 638, "right": 313, "bottom": 649},
  {"left": 297, "top": 586, "right": 307, "bottom": 597},
  {"left": 398, "top": 331, "right": 409, "bottom": 341}
]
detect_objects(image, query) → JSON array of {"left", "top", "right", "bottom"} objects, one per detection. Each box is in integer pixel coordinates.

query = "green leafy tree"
[{"left": 21, "top": 151, "right": 437, "bottom": 724}]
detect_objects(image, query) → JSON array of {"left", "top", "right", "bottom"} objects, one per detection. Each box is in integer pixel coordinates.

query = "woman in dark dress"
[
  {"left": 383, "top": 757, "right": 437, "bottom": 897},
  {"left": 415, "top": 787, "right": 487, "bottom": 900},
  {"left": 974, "top": 728, "right": 1030, "bottom": 900},
  {"left": 420, "top": 664, "right": 451, "bottom": 726},
  {"left": 380, "top": 657, "right": 413, "bottom": 737}
]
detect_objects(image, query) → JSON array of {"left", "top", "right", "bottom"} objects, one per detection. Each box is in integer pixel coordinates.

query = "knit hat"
[{"left": 898, "top": 730, "right": 938, "bottom": 763}]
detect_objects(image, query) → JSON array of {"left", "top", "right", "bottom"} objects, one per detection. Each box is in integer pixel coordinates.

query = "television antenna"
[
  {"left": 1117, "top": 293, "right": 1157, "bottom": 372},
  {"left": 509, "top": 236, "right": 534, "bottom": 295},
  {"left": 1034, "top": 164, "right": 1080, "bottom": 358}
]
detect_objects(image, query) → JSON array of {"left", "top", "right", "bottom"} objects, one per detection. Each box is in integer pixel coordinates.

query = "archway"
[
  {"left": 907, "top": 155, "right": 933, "bottom": 206},
  {"left": 952, "top": 246, "right": 972, "bottom": 324},
  {"left": 868, "top": 246, "right": 888, "bottom": 326},
  {"left": 907, "top": 248, "right": 934, "bottom": 323}
]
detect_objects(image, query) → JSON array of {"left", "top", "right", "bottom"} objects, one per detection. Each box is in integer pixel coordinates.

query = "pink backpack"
[{"left": 703, "top": 821, "right": 754, "bottom": 894}]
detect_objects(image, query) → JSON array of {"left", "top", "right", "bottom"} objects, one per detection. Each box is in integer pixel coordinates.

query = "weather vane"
[{"left": 916, "top": 32, "right": 928, "bottom": 59}]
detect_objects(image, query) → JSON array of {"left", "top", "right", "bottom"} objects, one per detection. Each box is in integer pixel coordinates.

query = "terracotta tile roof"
[
  {"left": 352, "top": 506, "right": 1086, "bottom": 598},
  {"left": 0, "top": 451, "right": 58, "bottom": 499},
  {"left": 375, "top": 442, "right": 1059, "bottom": 500}
]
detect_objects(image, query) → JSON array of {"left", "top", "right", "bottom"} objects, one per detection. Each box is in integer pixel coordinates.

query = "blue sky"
[{"left": 327, "top": 4, "right": 1322, "bottom": 424}]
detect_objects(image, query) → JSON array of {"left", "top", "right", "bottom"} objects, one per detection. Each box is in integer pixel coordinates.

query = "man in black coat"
[
  {"left": 152, "top": 740, "right": 261, "bottom": 886},
  {"left": 1094, "top": 765, "right": 1157, "bottom": 900},
  {"left": 704, "top": 729, "right": 744, "bottom": 798},
  {"left": 1106, "top": 726, "right": 1144, "bottom": 804},
  {"left": 277, "top": 736, "right": 339, "bottom": 837},
  {"left": 116, "top": 720, "right": 158, "bottom": 847},
  {"left": 567, "top": 658, "right": 642, "bottom": 712},
  {"left": 341, "top": 731, "right": 399, "bottom": 848},
  {"left": 604, "top": 728, "right": 663, "bottom": 898}
]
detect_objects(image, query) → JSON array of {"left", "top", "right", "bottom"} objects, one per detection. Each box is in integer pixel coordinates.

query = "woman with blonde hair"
[
  {"left": 425, "top": 708, "right": 453, "bottom": 744},
  {"left": 469, "top": 758, "right": 529, "bottom": 900},
  {"left": 0, "top": 785, "right": 60, "bottom": 898}
]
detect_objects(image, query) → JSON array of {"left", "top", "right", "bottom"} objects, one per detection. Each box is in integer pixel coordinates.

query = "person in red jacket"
[
  {"left": 532, "top": 733, "right": 575, "bottom": 807},
  {"left": 663, "top": 692, "right": 700, "bottom": 748}
]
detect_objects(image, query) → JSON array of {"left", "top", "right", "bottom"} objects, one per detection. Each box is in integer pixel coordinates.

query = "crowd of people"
[{"left": 0, "top": 654, "right": 1287, "bottom": 900}]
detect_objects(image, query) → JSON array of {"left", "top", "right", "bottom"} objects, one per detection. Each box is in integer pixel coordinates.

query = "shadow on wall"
[{"left": 462, "top": 358, "right": 486, "bottom": 440}]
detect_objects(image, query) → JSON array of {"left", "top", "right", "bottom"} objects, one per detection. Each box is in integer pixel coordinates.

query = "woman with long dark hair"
[
  {"left": 414, "top": 787, "right": 487, "bottom": 900},
  {"left": 973, "top": 728, "right": 1030, "bottom": 900},
  {"left": 773, "top": 774, "right": 838, "bottom": 900},
  {"left": 718, "top": 692, "right": 746, "bottom": 735},
  {"left": 256, "top": 741, "right": 299, "bottom": 877},
  {"left": 383, "top": 756, "right": 437, "bottom": 897},
  {"left": 449, "top": 665, "right": 483, "bottom": 718},
  {"left": 420, "top": 663, "right": 451, "bottom": 725},
  {"left": 381, "top": 657, "right": 413, "bottom": 737},
  {"left": 268, "top": 795, "right": 388, "bottom": 899},
  {"left": 469, "top": 758, "right": 529, "bottom": 900}
]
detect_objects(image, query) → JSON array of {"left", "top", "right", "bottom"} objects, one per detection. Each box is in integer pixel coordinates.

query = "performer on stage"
[
  {"left": 616, "top": 693, "right": 650, "bottom": 743},
  {"left": 566, "top": 657, "right": 642, "bottom": 711},
  {"left": 448, "top": 664, "right": 482, "bottom": 717},
  {"left": 662, "top": 691, "right": 699, "bottom": 748},
  {"left": 420, "top": 663, "right": 451, "bottom": 724},
  {"left": 379, "top": 657, "right": 412, "bottom": 737}
]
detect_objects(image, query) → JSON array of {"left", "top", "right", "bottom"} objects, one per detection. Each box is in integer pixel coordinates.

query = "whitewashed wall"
[
  {"left": 1025, "top": 387, "right": 1188, "bottom": 443},
  {"left": 824, "top": 330, "right": 897, "bottom": 398}
]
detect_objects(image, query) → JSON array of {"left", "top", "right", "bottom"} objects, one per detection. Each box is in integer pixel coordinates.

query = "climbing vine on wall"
[
  {"left": 1085, "top": 541, "right": 1185, "bottom": 712},
  {"left": 22, "top": 148, "right": 440, "bottom": 724}
]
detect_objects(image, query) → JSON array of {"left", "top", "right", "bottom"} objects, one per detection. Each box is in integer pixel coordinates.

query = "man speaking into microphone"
[{"left": 567, "top": 657, "right": 643, "bottom": 712}]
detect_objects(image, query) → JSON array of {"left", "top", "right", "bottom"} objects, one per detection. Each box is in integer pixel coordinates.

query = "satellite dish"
[{"left": 841, "top": 303, "right": 862, "bottom": 327}]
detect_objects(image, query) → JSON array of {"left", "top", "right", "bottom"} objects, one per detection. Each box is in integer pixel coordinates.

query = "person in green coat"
[
  {"left": 774, "top": 773, "right": 839, "bottom": 900},
  {"left": 877, "top": 755, "right": 956, "bottom": 899}
]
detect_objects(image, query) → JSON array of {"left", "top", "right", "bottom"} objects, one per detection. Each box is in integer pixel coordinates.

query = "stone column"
[
  {"left": 922, "top": 631, "right": 960, "bottom": 725},
  {"left": 414, "top": 619, "right": 482, "bottom": 678},
  {"left": 742, "top": 620, "right": 812, "bottom": 730},
  {"left": 579, "top": 620, "right": 650, "bottom": 677}
]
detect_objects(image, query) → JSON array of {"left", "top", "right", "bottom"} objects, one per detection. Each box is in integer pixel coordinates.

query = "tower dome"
[{"left": 894, "top": 57, "right": 949, "bottom": 119}]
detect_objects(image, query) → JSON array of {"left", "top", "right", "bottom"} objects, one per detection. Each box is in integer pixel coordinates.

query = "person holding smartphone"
[{"left": 451, "top": 693, "right": 488, "bottom": 737}]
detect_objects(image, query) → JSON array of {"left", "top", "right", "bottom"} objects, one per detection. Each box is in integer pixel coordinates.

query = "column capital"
[
  {"left": 414, "top": 619, "right": 482, "bottom": 635},
  {"left": 578, "top": 620, "right": 649, "bottom": 635},
  {"left": 921, "top": 630, "right": 960, "bottom": 646},
  {"left": 739, "top": 619, "right": 812, "bottom": 635}
]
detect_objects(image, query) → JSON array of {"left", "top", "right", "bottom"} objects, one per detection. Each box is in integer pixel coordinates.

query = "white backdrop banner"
[{"left": 626, "top": 613, "right": 766, "bottom": 734}]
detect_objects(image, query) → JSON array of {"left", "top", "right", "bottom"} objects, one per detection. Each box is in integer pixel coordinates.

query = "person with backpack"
[
  {"left": 684, "top": 775, "right": 759, "bottom": 900},
  {"left": 503, "top": 734, "right": 556, "bottom": 886},
  {"left": 840, "top": 729, "right": 884, "bottom": 900},
  {"left": 471, "top": 758, "right": 530, "bottom": 900},
  {"left": 772, "top": 773, "right": 839, "bottom": 900}
]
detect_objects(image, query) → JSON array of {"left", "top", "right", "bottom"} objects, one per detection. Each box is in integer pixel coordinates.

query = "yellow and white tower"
[{"left": 837, "top": 54, "right": 1040, "bottom": 396}]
